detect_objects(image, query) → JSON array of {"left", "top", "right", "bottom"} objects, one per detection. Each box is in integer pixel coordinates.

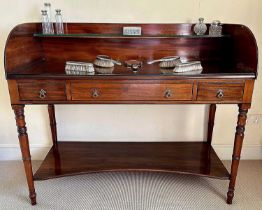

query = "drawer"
[
  {"left": 18, "top": 81, "right": 66, "bottom": 101},
  {"left": 71, "top": 82, "right": 193, "bottom": 101},
  {"left": 197, "top": 82, "right": 244, "bottom": 101}
]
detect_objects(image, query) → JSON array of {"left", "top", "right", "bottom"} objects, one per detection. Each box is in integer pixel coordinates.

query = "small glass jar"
[
  {"left": 209, "top": 20, "right": 222, "bottom": 36},
  {"left": 55, "top": 9, "right": 64, "bottom": 34},
  {"left": 194, "top": 18, "right": 207, "bottom": 36},
  {"left": 41, "top": 10, "right": 51, "bottom": 34}
]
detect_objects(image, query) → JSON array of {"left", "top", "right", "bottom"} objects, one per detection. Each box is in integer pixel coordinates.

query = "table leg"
[
  {"left": 48, "top": 104, "right": 62, "bottom": 174},
  {"left": 207, "top": 104, "right": 216, "bottom": 145},
  {"left": 48, "top": 104, "right": 58, "bottom": 149},
  {"left": 12, "top": 105, "right": 36, "bottom": 205},
  {"left": 227, "top": 104, "right": 249, "bottom": 204}
]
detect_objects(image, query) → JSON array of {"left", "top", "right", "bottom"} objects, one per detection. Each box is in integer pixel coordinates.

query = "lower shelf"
[{"left": 34, "top": 142, "right": 230, "bottom": 180}]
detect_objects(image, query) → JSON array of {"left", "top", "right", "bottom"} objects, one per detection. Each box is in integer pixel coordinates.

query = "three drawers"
[
  {"left": 16, "top": 80, "right": 245, "bottom": 102},
  {"left": 18, "top": 81, "right": 66, "bottom": 101},
  {"left": 71, "top": 82, "right": 193, "bottom": 101}
]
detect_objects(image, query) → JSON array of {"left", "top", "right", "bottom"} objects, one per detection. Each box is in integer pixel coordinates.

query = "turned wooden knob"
[
  {"left": 216, "top": 89, "right": 224, "bottom": 99},
  {"left": 39, "top": 89, "right": 47, "bottom": 99},
  {"left": 164, "top": 89, "right": 172, "bottom": 98}
]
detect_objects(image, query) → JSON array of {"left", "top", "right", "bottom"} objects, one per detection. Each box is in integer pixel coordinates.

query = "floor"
[{"left": 0, "top": 160, "right": 261, "bottom": 210}]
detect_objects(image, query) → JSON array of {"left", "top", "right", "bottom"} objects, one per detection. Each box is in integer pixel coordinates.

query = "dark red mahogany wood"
[
  {"left": 4, "top": 23, "right": 258, "bottom": 205},
  {"left": 48, "top": 104, "right": 58, "bottom": 149},
  {"left": 12, "top": 105, "right": 36, "bottom": 205},
  {"left": 227, "top": 104, "right": 249, "bottom": 204},
  {"left": 5, "top": 23, "right": 258, "bottom": 77},
  {"left": 207, "top": 104, "right": 216, "bottom": 144},
  {"left": 34, "top": 142, "right": 230, "bottom": 180}
]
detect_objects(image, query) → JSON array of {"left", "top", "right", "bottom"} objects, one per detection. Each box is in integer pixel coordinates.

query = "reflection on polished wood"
[
  {"left": 5, "top": 23, "right": 258, "bottom": 205},
  {"left": 5, "top": 23, "right": 258, "bottom": 79},
  {"left": 34, "top": 142, "right": 230, "bottom": 180}
]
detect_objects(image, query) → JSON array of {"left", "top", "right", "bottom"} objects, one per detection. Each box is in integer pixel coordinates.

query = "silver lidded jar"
[
  {"left": 209, "top": 20, "right": 222, "bottom": 36},
  {"left": 194, "top": 18, "right": 207, "bottom": 35}
]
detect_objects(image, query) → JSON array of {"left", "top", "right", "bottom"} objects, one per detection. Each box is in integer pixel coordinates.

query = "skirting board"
[
  {"left": 0, "top": 144, "right": 261, "bottom": 161},
  {"left": 0, "top": 145, "right": 51, "bottom": 161}
]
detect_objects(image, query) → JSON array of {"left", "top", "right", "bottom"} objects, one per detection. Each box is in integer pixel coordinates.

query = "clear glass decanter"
[
  {"left": 41, "top": 10, "right": 51, "bottom": 34},
  {"left": 44, "top": 3, "right": 54, "bottom": 34},
  {"left": 209, "top": 20, "right": 222, "bottom": 36},
  {"left": 194, "top": 18, "right": 207, "bottom": 35},
  {"left": 55, "top": 9, "right": 64, "bottom": 34}
]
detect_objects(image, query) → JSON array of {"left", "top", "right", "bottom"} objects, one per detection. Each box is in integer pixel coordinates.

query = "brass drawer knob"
[
  {"left": 164, "top": 89, "right": 173, "bottom": 98},
  {"left": 216, "top": 89, "right": 224, "bottom": 99},
  {"left": 91, "top": 88, "right": 100, "bottom": 98},
  {"left": 39, "top": 89, "right": 47, "bottom": 99}
]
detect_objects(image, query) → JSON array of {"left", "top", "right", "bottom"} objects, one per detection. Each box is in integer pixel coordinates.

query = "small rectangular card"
[{"left": 123, "top": 27, "right": 142, "bottom": 36}]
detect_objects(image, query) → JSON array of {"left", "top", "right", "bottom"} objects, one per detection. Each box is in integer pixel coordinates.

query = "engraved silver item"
[
  {"left": 94, "top": 55, "right": 121, "bottom": 68},
  {"left": 124, "top": 60, "right": 142, "bottom": 72},
  {"left": 65, "top": 61, "right": 95, "bottom": 75},
  {"left": 174, "top": 61, "right": 203, "bottom": 73},
  {"left": 147, "top": 56, "right": 181, "bottom": 68},
  {"left": 95, "top": 67, "right": 114, "bottom": 74},
  {"left": 123, "top": 27, "right": 142, "bottom": 36}
]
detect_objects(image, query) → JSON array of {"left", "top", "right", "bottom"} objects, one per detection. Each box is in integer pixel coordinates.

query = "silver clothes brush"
[
  {"left": 65, "top": 61, "right": 95, "bottom": 75},
  {"left": 174, "top": 61, "right": 203, "bottom": 73},
  {"left": 147, "top": 56, "right": 181, "bottom": 68}
]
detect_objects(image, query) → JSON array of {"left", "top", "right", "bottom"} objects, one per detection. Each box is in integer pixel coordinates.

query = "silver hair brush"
[{"left": 147, "top": 56, "right": 181, "bottom": 68}]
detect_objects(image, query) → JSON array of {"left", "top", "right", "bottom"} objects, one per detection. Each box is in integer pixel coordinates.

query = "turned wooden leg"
[
  {"left": 207, "top": 104, "right": 216, "bottom": 145},
  {"left": 227, "top": 104, "right": 249, "bottom": 204},
  {"left": 12, "top": 105, "right": 36, "bottom": 205},
  {"left": 48, "top": 104, "right": 58, "bottom": 149}
]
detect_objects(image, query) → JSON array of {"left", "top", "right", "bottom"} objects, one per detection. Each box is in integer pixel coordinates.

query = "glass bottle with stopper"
[
  {"left": 41, "top": 10, "right": 51, "bottom": 34},
  {"left": 194, "top": 18, "right": 207, "bottom": 35},
  {"left": 44, "top": 3, "right": 54, "bottom": 34},
  {"left": 55, "top": 9, "right": 64, "bottom": 34}
]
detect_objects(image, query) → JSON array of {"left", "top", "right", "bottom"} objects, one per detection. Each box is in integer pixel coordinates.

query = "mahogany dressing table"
[{"left": 4, "top": 23, "right": 258, "bottom": 205}]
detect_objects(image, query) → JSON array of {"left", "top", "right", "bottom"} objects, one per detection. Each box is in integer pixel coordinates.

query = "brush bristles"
[
  {"left": 174, "top": 61, "right": 203, "bottom": 73},
  {"left": 159, "top": 59, "right": 182, "bottom": 68}
]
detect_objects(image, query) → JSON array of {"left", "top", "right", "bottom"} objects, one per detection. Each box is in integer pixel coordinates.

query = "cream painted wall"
[{"left": 0, "top": 0, "right": 262, "bottom": 160}]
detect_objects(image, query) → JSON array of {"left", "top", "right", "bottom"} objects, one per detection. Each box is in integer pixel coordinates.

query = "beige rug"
[{"left": 0, "top": 160, "right": 261, "bottom": 210}]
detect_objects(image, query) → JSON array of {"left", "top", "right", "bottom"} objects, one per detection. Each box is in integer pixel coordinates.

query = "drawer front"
[
  {"left": 71, "top": 83, "right": 193, "bottom": 101},
  {"left": 18, "top": 81, "right": 66, "bottom": 101},
  {"left": 197, "top": 82, "right": 244, "bottom": 101}
]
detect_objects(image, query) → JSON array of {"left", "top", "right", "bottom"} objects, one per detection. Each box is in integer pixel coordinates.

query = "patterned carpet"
[{"left": 0, "top": 161, "right": 261, "bottom": 210}]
